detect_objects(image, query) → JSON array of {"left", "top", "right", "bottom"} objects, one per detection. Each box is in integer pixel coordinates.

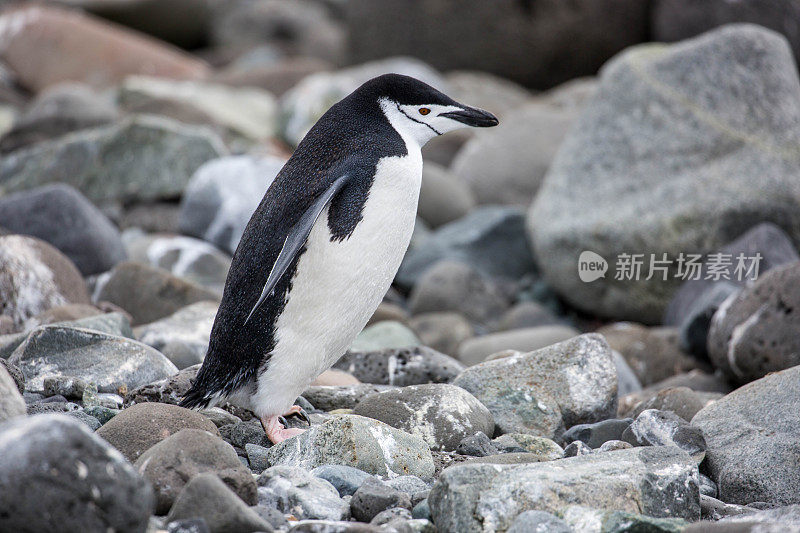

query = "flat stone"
[
  {"left": 257, "top": 465, "right": 349, "bottom": 521},
  {"left": 428, "top": 446, "right": 699, "bottom": 531},
  {"left": 334, "top": 346, "right": 464, "bottom": 387},
  {"left": 311, "top": 464, "right": 374, "bottom": 497}
]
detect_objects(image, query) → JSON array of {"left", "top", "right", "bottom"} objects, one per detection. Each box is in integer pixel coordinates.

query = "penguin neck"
[{"left": 378, "top": 98, "right": 436, "bottom": 151}]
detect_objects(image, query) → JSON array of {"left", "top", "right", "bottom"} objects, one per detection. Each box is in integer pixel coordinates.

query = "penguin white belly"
[{"left": 249, "top": 149, "right": 423, "bottom": 416}]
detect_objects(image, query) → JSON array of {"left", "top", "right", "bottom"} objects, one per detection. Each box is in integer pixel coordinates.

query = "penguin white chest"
[{"left": 251, "top": 149, "right": 423, "bottom": 415}]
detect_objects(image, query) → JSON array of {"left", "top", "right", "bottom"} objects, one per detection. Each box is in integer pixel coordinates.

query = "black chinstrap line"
[{"left": 396, "top": 103, "right": 442, "bottom": 136}]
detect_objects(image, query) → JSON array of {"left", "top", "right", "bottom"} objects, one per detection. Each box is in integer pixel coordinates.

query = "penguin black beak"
[{"left": 440, "top": 106, "right": 499, "bottom": 127}]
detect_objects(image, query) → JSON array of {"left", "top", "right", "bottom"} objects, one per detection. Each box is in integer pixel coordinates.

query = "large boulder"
[
  {"left": 353, "top": 384, "right": 494, "bottom": 451},
  {"left": 529, "top": 24, "right": 800, "bottom": 323},
  {"left": 0, "top": 235, "right": 90, "bottom": 330},
  {"left": 0, "top": 184, "right": 126, "bottom": 275},
  {"left": 0, "top": 115, "right": 225, "bottom": 203},
  {"left": 0, "top": 4, "right": 208, "bottom": 92},
  {"left": 10, "top": 325, "right": 178, "bottom": 393},
  {"left": 178, "top": 155, "right": 285, "bottom": 254},
  {"left": 452, "top": 334, "right": 617, "bottom": 439},
  {"left": 707, "top": 262, "right": 800, "bottom": 384},
  {"left": 0, "top": 414, "right": 153, "bottom": 532},
  {"left": 344, "top": 0, "right": 648, "bottom": 89},
  {"left": 428, "top": 446, "right": 699, "bottom": 531},
  {"left": 264, "top": 415, "right": 435, "bottom": 480},
  {"left": 692, "top": 365, "right": 800, "bottom": 506}
]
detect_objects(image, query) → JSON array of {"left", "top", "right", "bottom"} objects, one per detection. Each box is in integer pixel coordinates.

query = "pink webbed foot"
[{"left": 261, "top": 415, "right": 306, "bottom": 444}]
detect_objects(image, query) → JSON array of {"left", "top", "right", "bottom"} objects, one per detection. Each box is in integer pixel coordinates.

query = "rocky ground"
[{"left": 1, "top": 1, "right": 800, "bottom": 533}]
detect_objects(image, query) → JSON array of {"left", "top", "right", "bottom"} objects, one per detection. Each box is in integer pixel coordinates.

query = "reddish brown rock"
[{"left": 0, "top": 5, "right": 209, "bottom": 92}]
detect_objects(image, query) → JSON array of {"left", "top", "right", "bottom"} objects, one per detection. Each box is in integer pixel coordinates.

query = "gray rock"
[
  {"left": 0, "top": 414, "right": 153, "bottom": 532},
  {"left": 529, "top": 25, "right": 800, "bottom": 323},
  {"left": 623, "top": 386, "right": 722, "bottom": 421},
  {"left": 353, "top": 384, "right": 494, "bottom": 452},
  {"left": 333, "top": 346, "right": 464, "bottom": 386},
  {"left": 303, "top": 384, "right": 398, "bottom": 411},
  {"left": 178, "top": 155, "right": 285, "bottom": 254},
  {"left": 10, "top": 324, "right": 177, "bottom": 393},
  {"left": 561, "top": 418, "right": 633, "bottom": 449},
  {"left": 0, "top": 362, "right": 25, "bottom": 422},
  {"left": 0, "top": 82, "right": 117, "bottom": 153},
  {"left": 598, "top": 323, "right": 704, "bottom": 386},
  {"left": 456, "top": 432, "right": 498, "bottom": 457},
  {"left": 417, "top": 163, "right": 475, "bottom": 228},
  {"left": 452, "top": 334, "right": 617, "bottom": 439},
  {"left": 428, "top": 446, "right": 699, "bottom": 531},
  {"left": 350, "top": 321, "right": 421, "bottom": 352},
  {"left": 134, "top": 300, "right": 217, "bottom": 370},
  {"left": 245, "top": 443, "right": 270, "bottom": 474},
  {"left": 126, "top": 234, "right": 231, "bottom": 294},
  {"left": 408, "top": 260, "right": 510, "bottom": 327},
  {"left": 257, "top": 465, "right": 350, "bottom": 521},
  {"left": 0, "top": 359, "right": 23, "bottom": 393},
  {"left": 66, "top": 409, "right": 102, "bottom": 431},
  {"left": 598, "top": 440, "right": 633, "bottom": 453},
  {"left": 287, "top": 521, "right": 383, "bottom": 533},
  {"left": 407, "top": 312, "right": 474, "bottom": 357},
  {"left": 136, "top": 428, "right": 256, "bottom": 515},
  {"left": 311, "top": 464, "right": 374, "bottom": 497},
  {"left": 0, "top": 311, "right": 134, "bottom": 359},
  {"left": 398, "top": 206, "right": 535, "bottom": 290},
  {"left": 201, "top": 407, "right": 243, "bottom": 428},
  {"left": 119, "top": 76, "right": 278, "bottom": 142},
  {"left": 507, "top": 510, "right": 572, "bottom": 533},
  {"left": 0, "top": 235, "right": 90, "bottom": 330},
  {"left": 95, "top": 261, "right": 219, "bottom": 325},
  {"left": 457, "top": 325, "right": 580, "bottom": 367},
  {"left": 708, "top": 262, "right": 800, "bottom": 384},
  {"left": 351, "top": 478, "right": 412, "bottom": 523},
  {"left": 700, "top": 473, "right": 718, "bottom": 498},
  {"left": 84, "top": 405, "right": 119, "bottom": 425},
  {"left": 264, "top": 415, "right": 435, "bottom": 480},
  {"left": 563, "top": 507, "right": 688, "bottom": 533},
  {"left": 345, "top": 0, "right": 648, "bottom": 89},
  {"left": 166, "top": 473, "right": 273, "bottom": 533},
  {"left": 96, "top": 402, "right": 220, "bottom": 463},
  {"left": 167, "top": 517, "right": 210, "bottom": 533},
  {"left": 452, "top": 102, "right": 577, "bottom": 207},
  {"left": 692, "top": 365, "right": 800, "bottom": 505},
  {"left": 219, "top": 419, "right": 270, "bottom": 449},
  {"left": 676, "top": 281, "right": 740, "bottom": 359},
  {"left": 385, "top": 476, "right": 431, "bottom": 495},
  {"left": 612, "top": 350, "right": 643, "bottom": 398},
  {"left": 0, "top": 184, "right": 126, "bottom": 275},
  {"left": 370, "top": 507, "right": 412, "bottom": 526},
  {"left": 495, "top": 301, "right": 564, "bottom": 331},
  {"left": 622, "top": 409, "right": 707, "bottom": 464},
  {"left": 280, "top": 57, "right": 446, "bottom": 146},
  {"left": 0, "top": 115, "right": 225, "bottom": 203}
]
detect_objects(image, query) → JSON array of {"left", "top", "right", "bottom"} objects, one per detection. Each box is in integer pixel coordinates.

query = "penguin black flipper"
[{"left": 244, "top": 173, "right": 351, "bottom": 324}]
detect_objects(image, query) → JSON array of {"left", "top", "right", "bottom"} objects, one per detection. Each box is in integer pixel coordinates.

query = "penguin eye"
[{"left": 419, "top": 108, "right": 430, "bottom": 116}]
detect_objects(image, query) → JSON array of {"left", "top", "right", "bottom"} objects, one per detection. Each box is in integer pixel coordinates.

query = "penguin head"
[{"left": 356, "top": 73, "right": 499, "bottom": 147}]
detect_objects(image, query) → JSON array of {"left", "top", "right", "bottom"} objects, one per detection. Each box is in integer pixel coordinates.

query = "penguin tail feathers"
[{"left": 179, "top": 385, "right": 213, "bottom": 410}]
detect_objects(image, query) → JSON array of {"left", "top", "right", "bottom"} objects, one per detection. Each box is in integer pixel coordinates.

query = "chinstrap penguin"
[{"left": 180, "top": 73, "right": 498, "bottom": 443}]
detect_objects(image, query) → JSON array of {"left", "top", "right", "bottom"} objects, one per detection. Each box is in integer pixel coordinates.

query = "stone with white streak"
[{"left": 452, "top": 334, "right": 617, "bottom": 439}]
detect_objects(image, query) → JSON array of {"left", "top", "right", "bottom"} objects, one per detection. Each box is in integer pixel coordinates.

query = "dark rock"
[
  {"left": 219, "top": 419, "right": 270, "bottom": 449},
  {"left": 26, "top": 400, "right": 79, "bottom": 415},
  {"left": 10, "top": 324, "right": 177, "bottom": 393},
  {"left": 598, "top": 323, "right": 705, "bottom": 386},
  {"left": 125, "top": 364, "right": 199, "bottom": 406},
  {"left": 455, "top": 432, "right": 498, "bottom": 457},
  {"left": 351, "top": 478, "right": 412, "bottom": 523},
  {"left": 0, "top": 184, "right": 125, "bottom": 276},
  {"left": 561, "top": 418, "right": 633, "bottom": 449},
  {"left": 136, "top": 428, "right": 257, "bottom": 515},
  {"left": 452, "top": 334, "right": 617, "bottom": 439},
  {"left": 397, "top": 206, "right": 535, "bottom": 290},
  {"left": 96, "top": 402, "right": 219, "bottom": 463},
  {"left": 353, "top": 384, "right": 494, "bottom": 451},
  {"left": 0, "top": 235, "right": 89, "bottom": 330},
  {"left": 302, "top": 384, "right": 397, "bottom": 411},
  {"left": 166, "top": 473, "right": 272, "bottom": 533},
  {"left": 529, "top": 25, "right": 800, "bottom": 323},
  {"left": 692, "top": 365, "right": 800, "bottom": 505},
  {"left": 311, "top": 464, "right": 374, "bottom": 497},
  {"left": 675, "top": 281, "right": 740, "bottom": 358},
  {"left": 623, "top": 386, "right": 722, "bottom": 421},
  {"left": 257, "top": 465, "right": 349, "bottom": 521},
  {"left": 66, "top": 409, "right": 102, "bottom": 431},
  {"left": 0, "top": 414, "right": 153, "bottom": 532},
  {"left": 333, "top": 346, "right": 464, "bottom": 386},
  {"left": 96, "top": 261, "right": 219, "bottom": 325},
  {"left": 622, "top": 409, "right": 707, "bottom": 463},
  {"left": 345, "top": 0, "right": 648, "bottom": 89},
  {"left": 245, "top": 443, "right": 269, "bottom": 474},
  {"left": 708, "top": 262, "right": 800, "bottom": 384}
]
